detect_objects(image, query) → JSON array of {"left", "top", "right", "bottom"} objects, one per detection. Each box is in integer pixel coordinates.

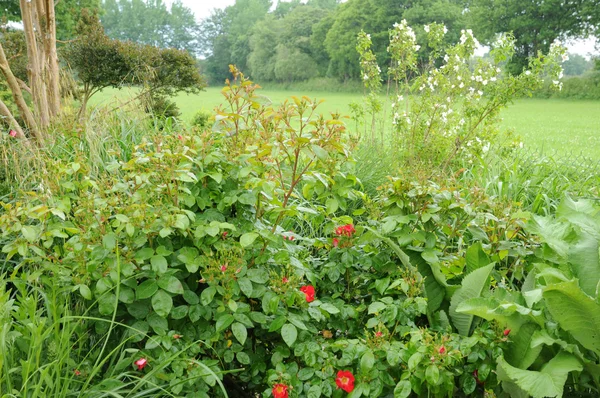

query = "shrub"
[{"left": 191, "top": 110, "right": 212, "bottom": 130}]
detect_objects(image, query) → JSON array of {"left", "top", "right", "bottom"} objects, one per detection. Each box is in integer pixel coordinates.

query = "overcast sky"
[{"left": 166, "top": 0, "right": 598, "bottom": 58}]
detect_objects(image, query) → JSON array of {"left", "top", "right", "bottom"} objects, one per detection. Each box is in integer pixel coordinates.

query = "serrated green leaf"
[
  {"left": 136, "top": 279, "right": 158, "bottom": 300},
  {"left": 157, "top": 276, "right": 184, "bottom": 295},
  {"left": 394, "top": 380, "right": 412, "bottom": 398},
  {"left": 360, "top": 349, "right": 375, "bottom": 373},
  {"left": 151, "top": 255, "right": 168, "bottom": 274},
  {"left": 200, "top": 286, "right": 217, "bottom": 306}
]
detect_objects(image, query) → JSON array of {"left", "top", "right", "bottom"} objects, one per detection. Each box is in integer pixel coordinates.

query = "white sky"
[{"left": 165, "top": 0, "right": 600, "bottom": 58}]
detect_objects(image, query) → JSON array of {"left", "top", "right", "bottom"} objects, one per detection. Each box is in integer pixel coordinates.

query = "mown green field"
[{"left": 92, "top": 87, "right": 600, "bottom": 160}]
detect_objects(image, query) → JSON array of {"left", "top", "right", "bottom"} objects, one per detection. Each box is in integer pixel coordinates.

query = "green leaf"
[
  {"left": 368, "top": 301, "right": 386, "bottom": 314},
  {"left": 326, "top": 198, "right": 339, "bottom": 214},
  {"left": 102, "top": 232, "right": 117, "bottom": 250},
  {"left": 360, "top": 349, "right": 375, "bottom": 373},
  {"left": 281, "top": 323, "right": 298, "bottom": 347},
  {"left": 449, "top": 263, "right": 494, "bottom": 336},
  {"left": 21, "top": 226, "right": 39, "bottom": 242},
  {"left": 374, "top": 277, "right": 390, "bottom": 295},
  {"left": 136, "top": 279, "right": 158, "bottom": 300},
  {"left": 240, "top": 232, "right": 259, "bottom": 247},
  {"left": 151, "top": 290, "right": 172, "bottom": 318},
  {"left": 409, "top": 251, "right": 447, "bottom": 314},
  {"left": 200, "top": 286, "right": 217, "bottom": 306},
  {"left": 151, "top": 255, "right": 168, "bottom": 275},
  {"left": 78, "top": 284, "right": 92, "bottom": 300},
  {"left": 425, "top": 365, "right": 440, "bottom": 385},
  {"left": 231, "top": 322, "right": 247, "bottom": 345},
  {"left": 216, "top": 314, "right": 235, "bottom": 332},
  {"left": 497, "top": 352, "right": 583, "bottom": 398},
  {"left": 157, "top": 276, "right": 184, "bottom": 295},
  {"left": 394, "top": 380, "right": 412, "bottom": 398},
  {"left": 307, "top": 384, "right": 322, "bottom": 398},
  {"left": 238, "top": 277, "right": 253, "bottom": 297},
  {"left": 98, "top": 293, "right": 117, "bottom": 315},
  {"left": 466, "top": 242, "right": 491, "bottom": 273},
  {"left": 568, "top": 235, "right": 600, "bottom": 297},
  {"left": 320, "top": 303, "right": 340, "bottom": 314},
  {"left": 543, "top": 280, "right": 600, "bottom": 355},
  {"left": 268, "top": 315, "right": 287, "bottom": 332},
  {"left": 247, "top": 269, "right": 269, "bottom": 284}
]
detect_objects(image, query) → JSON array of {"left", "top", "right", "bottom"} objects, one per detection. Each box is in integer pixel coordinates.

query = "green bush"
[
  {"left": 191, "top": 110, "right": 212, "bottom": 130},
  {"left": 535, "top": 71, "right": 600, "bottom": 100}
]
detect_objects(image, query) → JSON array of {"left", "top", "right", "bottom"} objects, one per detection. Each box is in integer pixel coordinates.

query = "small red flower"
[
  {"left": 438, "top": 346, "right": 446, "bottom": 354},
  {"left": 375, "top": 331, "right": 383, "bottom": 338},
  {"left": 335, "top": 370, "right": 355, "bottom": 393},
  {"left": 220, "top": 264, "right": 227, "bottom": 272},
  {"left": 282, "top": 277, "right": 289, "bottom": 283},
  {"left": 74, "top": 369, "right": 81, "bottom": 376},
  {"left": 9, "top": 130, "right": 17, "bottom": 138},
  {"left": 173, "top": 334, "right": 182, "bottom": 339},
  {"left": 300, "top": 285, "right": 315, "bottom": 302},
  {"left": 503, "top": 328, "right": 511, "bottom": 336},
  {"left": 335, "top": 224, "right": 356, "bottom": 237},
  {"left": 177, "top": 134, "right": 184, "bottom": 141},
  {"left": 222, "top": 231, "right": 228, "bottom": 239},
  {"left": 272, "top": 383, "right": 289, "bottom": 398},
  {"left": 134, "top": 358, "right": 148, "bottom": 370},
  {"left": 333, "top": 238, "right": 339, "bottom": 247}
]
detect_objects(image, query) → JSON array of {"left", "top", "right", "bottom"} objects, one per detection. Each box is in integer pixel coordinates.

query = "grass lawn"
[{"left": 92, "top": 87, "right": 600, "bottom": 160}]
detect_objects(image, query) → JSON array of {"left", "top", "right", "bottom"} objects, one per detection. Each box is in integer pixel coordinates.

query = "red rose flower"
[
  {"left": 438, "top": 346, "right": 446, "bottom": 354},
  {"left": 333, "top": 238, "right": 339, "bottom": 247},
  {"left": 282, "top": 277, "right": 289, "bottom": 283},
  {"left": 503, "top": 328, "right": 511, "bottom": 336},
  {"left": 220, "top": 264, "right": 227, "bottom": 272},
  {"left": 272, "top": 383, "right": 289, "bottom": 398},
  {"left": 134, "top": 358, "right": 148, "bottom": 370},
  {"left": 375, "top": 331, "right": 383, "bottom": 338},
  {"left": 9, "top": 130, "right": 17, "bottom": 138},
  {"left": 335, "top": 370, "right": 355, "bottom": 393},
  {"left": 300, "top": 285, "right": 315, "bottom": 302}
]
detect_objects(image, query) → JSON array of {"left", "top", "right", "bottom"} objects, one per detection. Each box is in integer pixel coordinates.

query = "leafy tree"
[
  {"left": 562, "top": 53, "right": 594, "bottom": 75},
  {"left": 466, "top": 0, "right": 600, "bottom": 74},
  {"left": 273, "top": 44, "right": 319, "bottom": 82},
  {"left": 101, "top": 0, "right": 200, "bottom": 55}
]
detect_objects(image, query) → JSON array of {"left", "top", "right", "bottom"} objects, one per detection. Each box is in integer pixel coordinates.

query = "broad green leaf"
[
  {"left": 98, "top": 293, "right": 117, "bottom": 315},
  {"left": 360, "top": 350, "right": 375, "bottom": 373},
  {"left": 527, "top": 215, "right": 571, "bottom": 258},
  {"left": 157, "top": 276, "right": 184, "bottom": 295},
  {"left": 151, "top": 290, "right": 172, "bottom": 318},
  {"left": 102, "top": 232, "right": 117, "bottom": 250},
  {"left": 151, "top": 255, "right": 168, "bottom": 275},
  {"left": 497, "top": 352, "right": 583, "bottom": 398},
  {"left": 268, "top": 315, "right": 287, "bottom": 332},
  {"left": 394, "top": 380, "right": 412, "bottom": 398},
  {"left": 326, "top": 198, "right": 338, "bottom": 214},
  {"left": 425, "top": 365, "right": 440, "bottom": 385},
  {"left": 375, "top": 277, "right": 390, "bottom": 295},
  {"left": 200, "top": 286, "right": 217, "bottom": 306},
  {"left": 368, "top": 301, "right": 386, "bottom": 314},
  {"left": 568, "top": 235, "right": 600, "bottom": 297},
  {"left": 240, "top": 232, "right": 259, "bottom": 247},
  {"left": 247, "top": 269, "right": 269, "bottom": 284},
  {"left": 307, "top": 384, "right": 322, "bottom": 398},
  {"left": 410, "top": 252, "right": 447, "bottom": 314},
  {"left": 281, "top": 323, "right": 297, "bottom": 347},
  {"left": 237, "top": 277, "right": 253, "bottom": 297},
  {"left": 231, "top": 322, "right": 247, "bottom": 345},
  {"left": 78, "top": 284, "right": 92, "bottom": 300},
  {"left": 136, "top": 279, "right": 158, "bottom": 300},
  {"left": 320, "top": 303, "right": 340, "bottom": 314},
  {"left": 449, "top": 263, "right": 494, "bottom": 336},
  {"left": 216, "top": 314, "right": 235, "bottom": 332},
  {"left": 21, "top": 226, "right": 39, "bottom": 242},
  {"left": 466, "top": 242, "right": 491, "bottom": 273},
  {"left": 543, "top": 280, "right": 600, "bottom": 355}
]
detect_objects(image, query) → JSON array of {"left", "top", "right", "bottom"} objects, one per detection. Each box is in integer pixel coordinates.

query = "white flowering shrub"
[{"left": 357, "top": 21, "right": 567, "bottom": 168}]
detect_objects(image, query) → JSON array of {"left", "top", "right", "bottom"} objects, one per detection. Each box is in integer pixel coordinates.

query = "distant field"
[{"left": 92, "top": 87, "right": 600, "bottom": 160}]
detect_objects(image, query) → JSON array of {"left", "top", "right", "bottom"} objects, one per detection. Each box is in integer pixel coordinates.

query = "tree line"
[{"left": 197, "top": 0, "right": 599, "bottom": 84}]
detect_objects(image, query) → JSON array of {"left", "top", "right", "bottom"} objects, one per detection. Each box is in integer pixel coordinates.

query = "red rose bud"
[
  {"left": 222, "top": 231, "right": 228, "bottom": 239},
  {"left": 438, "top": 346, "right": 446, "bottom": 354},
  {"left": 134, "top": 358, "right": 148, "bottom": 370},
  {"left": 9, "top": 130, "right": 17, "bottom": 138},
  {"left": 300, "top": 285, "right": 315, "bottom": 302},
  {"left": 173, "top": 334, "right": 182, "bottom": 339},
  {"left": 332, "top": 237, "right": 339, "bottom": 247},
  {"left": 282, "top": 277, "right": 289, "bottom": 283},
  {"left": 335, "top": 370, "right": 355, "bottom": 393},
  {"left": 177, "top": 134, "right": 184, "bottom": 141},
  {"left": 375, "top": 331, "right": 383, "bottom": 337},
  {"left": 220, "top": 264, "right": 227, "bottom": 272},
  {"left": 74, "top": 369, "right": 81, "bottom": 376},
  {"left": 272, "top": 383, "right": 289, "bottom": 398},
  {"left": 503, "top": 328, "right": 511, "bottom": 336}
]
